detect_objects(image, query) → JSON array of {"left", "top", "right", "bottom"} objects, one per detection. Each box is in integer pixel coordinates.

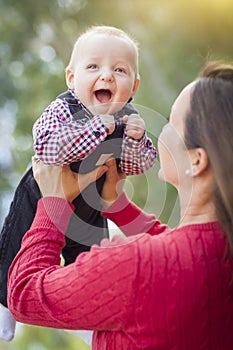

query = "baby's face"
[{"left": 66, "top": 33, "right": 139, "bottom": 115}]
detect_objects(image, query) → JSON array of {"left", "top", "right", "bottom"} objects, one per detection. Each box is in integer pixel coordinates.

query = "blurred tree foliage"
[
  {"left": 0, "top": 0, "right": 232, "bottom": 348},
  {"left": 0, "top": 324, "right": 91, "bottom": 349}
]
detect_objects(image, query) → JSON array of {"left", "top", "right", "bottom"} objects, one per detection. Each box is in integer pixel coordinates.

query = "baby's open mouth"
[{"left": 95, "top": 89, "right": 112, "bottom": 103}]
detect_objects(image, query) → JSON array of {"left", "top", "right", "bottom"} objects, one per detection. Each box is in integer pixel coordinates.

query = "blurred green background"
[{"left": 0, "top": 0, "right": 232, "bottom": 348}]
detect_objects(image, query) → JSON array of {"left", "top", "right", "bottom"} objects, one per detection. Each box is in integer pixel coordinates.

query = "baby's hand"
[
  {"left": 123, "top": 114, "right": 145, "bottom": 140},
  {"left": 99, "top": 114, "right": 115, "bottom": 135}
]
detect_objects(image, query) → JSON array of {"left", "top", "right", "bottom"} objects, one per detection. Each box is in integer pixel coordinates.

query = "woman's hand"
[
  {"left": 32, "top": 157, "right": 108, "bottom": 202},
  {"left": 101, "top": 158, "right": 126, "bottom": 209}
]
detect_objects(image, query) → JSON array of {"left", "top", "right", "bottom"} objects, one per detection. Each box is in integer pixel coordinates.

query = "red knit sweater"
[{"left": 8, "top": 194, "right": 233, "bottom": 349}]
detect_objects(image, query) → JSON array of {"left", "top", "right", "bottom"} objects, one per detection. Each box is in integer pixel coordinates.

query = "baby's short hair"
[{"left": 67, "top": 25, "right": 139, "bottom": 77}]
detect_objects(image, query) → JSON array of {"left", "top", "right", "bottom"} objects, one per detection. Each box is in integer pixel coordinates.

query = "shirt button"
[{"left": 93, "top": 130, "right": 101, "bottom": 138}]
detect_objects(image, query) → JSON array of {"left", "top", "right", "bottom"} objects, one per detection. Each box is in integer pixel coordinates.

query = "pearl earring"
[{"left": 185, "top": 169, "right": 191, "bottom": 176}]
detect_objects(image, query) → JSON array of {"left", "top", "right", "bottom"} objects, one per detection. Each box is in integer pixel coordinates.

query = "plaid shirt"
[{"left": 33, "top": 90, "right": 157, "bottom": 176}]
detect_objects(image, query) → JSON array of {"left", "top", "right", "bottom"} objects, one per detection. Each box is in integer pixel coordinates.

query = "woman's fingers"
[
  {"left": 32, "top": 156, "right": 109, "bottom": 202},
  {"left": 101, "top": 158, "right": 126, "bottom": 205},
  {"left": 32, "top": 157, "right": 65, "bottom": 198},
  {"left": 75, "top": 165, "right": 108, "bottom": 195}
]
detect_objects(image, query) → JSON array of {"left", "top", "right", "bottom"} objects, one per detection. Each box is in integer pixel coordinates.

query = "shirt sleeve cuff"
[
  {"left": 101, "top": 192, "right": 142, "bottom": 228},
  {"left": 123, "top": 132, "right": 147, "bottom": 150},
  {"left": 31, "top": 197, "right": 75, "bottom": 234}
]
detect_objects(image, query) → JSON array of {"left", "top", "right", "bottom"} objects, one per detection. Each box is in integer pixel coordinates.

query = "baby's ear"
[
  {"left": 132, "top": 76, "right": 140, "bottom": 96},
  {"left": 65, "top": 68, "right": 74, "bottom": 89}
]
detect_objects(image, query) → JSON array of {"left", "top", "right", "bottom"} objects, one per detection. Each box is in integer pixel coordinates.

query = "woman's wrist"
[{"left": 100, "top": 198, "right": 118, "bottom": 210}]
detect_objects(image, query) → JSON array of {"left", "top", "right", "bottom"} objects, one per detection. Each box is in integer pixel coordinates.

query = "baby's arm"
[
  {"left": 33, "top": 99, "right": 108, "bottom": 165},
  {"left": 120, "top": 114, "right": 157, "bottom": 175}
]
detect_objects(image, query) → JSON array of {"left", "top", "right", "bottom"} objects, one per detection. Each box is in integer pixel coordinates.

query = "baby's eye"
[
  {"left": 87, "top": 64, "right": 98, "bottom": 70},
  {"left": 115, "top": 67, "right": 126, "bottom": 73}
]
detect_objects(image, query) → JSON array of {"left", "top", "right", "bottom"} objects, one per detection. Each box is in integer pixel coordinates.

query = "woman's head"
[
  {"left": 158, "top": 61, "right": 233, "bottom": 251},
  {"left": 184, "top": 61, "right": 233, "bottom": 252}
]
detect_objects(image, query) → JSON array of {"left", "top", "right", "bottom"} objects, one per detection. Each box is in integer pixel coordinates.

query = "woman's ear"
[
  {"left": 131, "top": 76, "right": 140, "bottom": 97},
  {"left": 65, "top": 68, "right": 74, "bottom": 89},
  {"left": 189, "top": 148, "right": 209, "bottom": 176}
]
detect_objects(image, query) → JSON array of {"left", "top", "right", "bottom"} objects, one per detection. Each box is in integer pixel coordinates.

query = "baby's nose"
[{"left": 100, "top": 69, "right": 114, "bottom": 82}]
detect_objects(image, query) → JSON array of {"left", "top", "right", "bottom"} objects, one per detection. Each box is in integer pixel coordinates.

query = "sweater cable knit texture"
[{"left": 8, "top": 194, "right": 233, "bottom": 349}]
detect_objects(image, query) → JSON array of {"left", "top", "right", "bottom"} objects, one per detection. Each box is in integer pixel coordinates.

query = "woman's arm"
[
  {"left": 102, "top": 192, "right": 168, "bottom": 236},
  {"left": 7, "top": 161, "right": 139, "bottom": 330},
  {"left": 101, "top": 159, "right": 168, "bottom": 236},
  {"left": 7, "top": 197, "right": 139, "bottom": 330}
]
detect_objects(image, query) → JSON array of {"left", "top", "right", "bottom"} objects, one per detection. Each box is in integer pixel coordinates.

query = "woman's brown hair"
[{"left": 184, "top": 61, "right": 233, "bottom": 254}]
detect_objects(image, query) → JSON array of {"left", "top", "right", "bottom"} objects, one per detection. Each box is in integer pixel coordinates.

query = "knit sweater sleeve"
[
  {"left": 102, "top": 192, "right": 168, "bottom": 236},
  {"left": 7, "top": 197, "right": 139, "bottom": 331}
]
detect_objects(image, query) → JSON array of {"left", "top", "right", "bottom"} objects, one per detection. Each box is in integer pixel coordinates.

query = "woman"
[{"left": 8, "top": 62, "right": 233, "bottom": 349}]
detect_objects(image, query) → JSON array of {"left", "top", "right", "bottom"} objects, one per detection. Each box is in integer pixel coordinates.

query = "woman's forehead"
[
  {"left": 170, "top": 81, "right": 196, "bottom": 133},
  {"left": 172, "top": 82, "right": 196, "bottom": 116}
]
